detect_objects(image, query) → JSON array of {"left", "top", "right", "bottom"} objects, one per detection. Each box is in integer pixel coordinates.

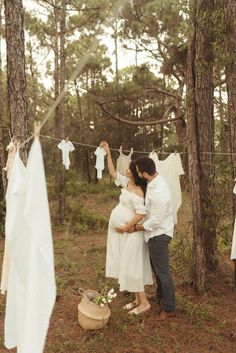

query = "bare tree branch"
[
  {"left": 94, "top": 99, "right": 183, "bottom": 125},
  {"left": 146, "top": 86, "right": 182, "bottom": 100},
  {"left": 39, "top": 0, "right": 105, "bottom": 13}
]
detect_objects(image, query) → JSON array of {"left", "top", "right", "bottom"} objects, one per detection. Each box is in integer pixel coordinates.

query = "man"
[{"left": 132, "top": 156, "right": 176, "bottom": 320}]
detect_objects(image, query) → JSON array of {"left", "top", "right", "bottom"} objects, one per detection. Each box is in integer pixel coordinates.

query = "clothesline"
[
  {"left": 39, "top": 133, "right": 236, "bottom": 156},
  {"left": 39, "top": 134, "right": 160, "bottom": 154}
]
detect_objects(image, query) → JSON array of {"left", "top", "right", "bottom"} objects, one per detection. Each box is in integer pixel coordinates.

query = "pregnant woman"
[{"left": 100, "top": 141, "right": 153, "bottom": 315}]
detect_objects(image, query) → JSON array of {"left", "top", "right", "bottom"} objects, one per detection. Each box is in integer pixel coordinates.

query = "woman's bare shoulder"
[{"left": 135, "top": 187, "right": 144, "bottom": 198}]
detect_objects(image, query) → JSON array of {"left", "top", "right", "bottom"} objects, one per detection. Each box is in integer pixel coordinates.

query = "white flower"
[
  {"left": 102, "top": 298, "right": 107, "bottom": 303},
  {"left": 100, "top": 303, "right": 104, "bottom": 307},
  {"left": 108, "top": 299, "right": 112, "bottom": 303},
  {"left": 108, "top": 288, "right": 114, "bottom": 294},
  {"left": 112, "top": 293, "right": 117, "bottom": 298}
]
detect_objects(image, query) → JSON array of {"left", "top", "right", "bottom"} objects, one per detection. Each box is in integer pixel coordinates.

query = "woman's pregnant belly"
[{"left": 109, "top": 204, "right": 135, "bottom": 229}]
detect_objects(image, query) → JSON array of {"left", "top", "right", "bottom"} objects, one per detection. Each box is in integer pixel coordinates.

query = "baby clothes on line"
[
  {"left": 149, "top": 152, "right": 184, "bottom": 224},
  {"left": 149, "top": 151, "right": 159, "bottom": 167},
  {"left": 94, "top": 147, "right": 106, "bottom": 179},
  {"left": 57, "top": 139, "right": 75, "bottom": 170},
  {"left": 231, "top": 184, "right": 236, "bottom": 260},
  {"left": 116, "top": 146, "right": 133, "bottom": 175},
  {"left": 3, "top": 140, "right": 17, "bottom": 179}
]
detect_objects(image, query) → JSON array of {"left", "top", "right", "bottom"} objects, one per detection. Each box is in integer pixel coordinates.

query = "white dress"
[{"left": 105, "top": 173, "right": 153, "bottom": 292}]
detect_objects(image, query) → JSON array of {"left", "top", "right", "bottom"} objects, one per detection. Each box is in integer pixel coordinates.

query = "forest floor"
[{"left": 0, "top": 184, "right": 236, "bottom": 353}]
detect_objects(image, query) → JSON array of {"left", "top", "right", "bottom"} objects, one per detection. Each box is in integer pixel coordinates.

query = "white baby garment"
[
  {"left": 116, "top": 146, "right": 133, "bottom": 175},
  {"left": 231, "top": 184, "right": 236, "bottom": 260},
  {"left": 151, "top": 153, "right": 185, "bottom": 224},
  {"left": 57, "top": 139, "right": 75, "bottom": 170},
  {"left": 149, "top": 151, "right": 159, "bottom": 167},
  {"left": 94, "top": 147, "right": 106, "bottom": 179}
]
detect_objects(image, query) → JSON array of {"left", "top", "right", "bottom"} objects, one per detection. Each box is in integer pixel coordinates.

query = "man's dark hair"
[{"left": 135, "top": 156, "right": 156, "bottom": 175}]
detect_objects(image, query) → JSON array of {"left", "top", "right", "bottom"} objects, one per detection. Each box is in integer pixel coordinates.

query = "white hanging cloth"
[
  {"left": 94, "top": 146, "right": 106, "bottom": 179},
  {"left": 116, "top": 146, "right": 133, "bottom": 175},
  {"left": 4, "top": 137, "right": 56, "bottom": 353},
  {"left": 57, "top": 139, "right": 75, "bottom": 170},
  {"left": 3, "top": 150, "right": 29, "bottom": 349},
  {"left": 3, "top": 139, "right": 17, "bottom": 179},
  {"left": 1, "top": 151, "right": 26, "bottom": 295},
  {"left": 149, "top": 152, "right": 185, "bottom": 224},
  {"left": 231, "top": 184, "right": 236, "bottom": 260}
]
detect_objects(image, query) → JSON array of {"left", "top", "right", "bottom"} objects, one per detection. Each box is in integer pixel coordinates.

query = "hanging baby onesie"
[
  {"left": 152, "top": 153, "right": 184, "bottom": 224},
  {"left": 4, "top": 137, "right": 56, "bottom": 353},
  {"left": 116, "top": 146, "right": 133, "bottom": 175},
  {"left": 149, "top": 151, "right": 159, "bottom": 167},
  {"left": 57, "top": 139, "right": 75, "bottom": 170},
  {"left": 231, "top": 184, "right": 236, "bottom": 260},
  {"left": 94, "top": 146, "right": 106, "bottom": 179},
  {"left": 3, "top": 139, "right": 17, "bottom": 179}
]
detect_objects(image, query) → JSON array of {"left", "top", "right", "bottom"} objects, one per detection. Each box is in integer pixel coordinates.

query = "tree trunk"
[
  {"left": 74, "top": 79, "right": 92, "bottom": 183},
  {"left": 187, "top": 0, "right": 216, "bottom": 292},
  {"left": 196, "top": 0, "right": 216, "bottom": 273},
  {"left": 224, "top": 0, "right": 236, "bottom": 287},
  {"left": 28, "top": 42, "right": 38, "bottom": 121},
  {"left": 0, "top": 1, "right": 6, "bottom": 195},
  {"left": 54, "top": 2, "right": 66, "bottom": 224},
  {"left": 4, "top": 0, "right": 28, "bottom": 163},
  {"left": 224, "top": 0, "right": 236, "bottom": 202}
]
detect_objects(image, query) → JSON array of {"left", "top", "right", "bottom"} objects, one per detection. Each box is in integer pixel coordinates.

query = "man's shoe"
[
  {"left": 156, "top": 310, "right": 176, "bottom": 321},
  {"left": 147, "top": 293, "right": 156, "bottom": 302}
]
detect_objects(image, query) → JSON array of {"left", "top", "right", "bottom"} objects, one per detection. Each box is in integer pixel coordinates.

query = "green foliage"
[
  {"left": 177, "top": 293, "right": 213, "bottom": 326},
  {"left": 64, "top": 202, "right": 108, "bottom": 235}
]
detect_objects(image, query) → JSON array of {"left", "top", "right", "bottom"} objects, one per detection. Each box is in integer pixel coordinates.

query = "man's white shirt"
[{"left": 143, "top": 174, "right": 174, "bottom": 243}]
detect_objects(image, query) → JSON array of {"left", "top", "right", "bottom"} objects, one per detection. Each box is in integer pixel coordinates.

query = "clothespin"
[
  {"left": 65, "top": 136, "right": 69, "bottom": 142},
  {"left": 34, "top": 121, "right": 41, "bottom": 138},
  {"left": 175, "top": 150, "right": 177, "bottom": 155},
  {"left": 16, "top": 138, "right": 21, "bottom": 150}
]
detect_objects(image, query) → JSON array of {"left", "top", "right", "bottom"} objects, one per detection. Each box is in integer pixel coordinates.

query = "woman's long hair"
[{"left": 129, "top": 160, "right": 147, "bottom": 198}]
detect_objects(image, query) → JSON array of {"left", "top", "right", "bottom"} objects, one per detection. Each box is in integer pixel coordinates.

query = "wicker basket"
[{"left": 78, "top": 289, "right": 111, "bottom": 330}]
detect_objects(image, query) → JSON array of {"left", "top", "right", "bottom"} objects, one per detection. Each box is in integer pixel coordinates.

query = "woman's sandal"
[
  {"left": 123, "top": 301, "right": 138, "bottom": 310},
  {"left": 128, "top": 305, "right": 150, "bottom": 316}
]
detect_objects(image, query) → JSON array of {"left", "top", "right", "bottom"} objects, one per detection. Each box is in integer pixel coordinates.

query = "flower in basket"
[{"left": 92, "top": 288, "right": 117, "bottom": 307}]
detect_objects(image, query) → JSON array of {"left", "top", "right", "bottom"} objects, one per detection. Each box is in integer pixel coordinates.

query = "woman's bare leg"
[
  {"left": 133, "top": 291, "right": 150, "bottom": 313},
  {"left": 135, "top": 292, "right": 139, "bottom": 305}
]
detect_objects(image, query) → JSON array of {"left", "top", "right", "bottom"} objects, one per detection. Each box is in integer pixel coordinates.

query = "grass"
[{"left": 0, "top": 183, "right": 236, "bottom": 353}]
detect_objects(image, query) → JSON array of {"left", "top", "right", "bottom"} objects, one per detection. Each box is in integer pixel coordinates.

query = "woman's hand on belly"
[{"left": 115, "top": 225, "right": 127, "bottom": 233}]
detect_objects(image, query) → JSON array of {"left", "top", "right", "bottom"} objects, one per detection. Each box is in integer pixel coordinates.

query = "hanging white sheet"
[
  {"left": 149, "top": 152, "right": 184, "bottom": 224},
  {"left": 3, "top": 137, "right": 56, "bottom": 353}
]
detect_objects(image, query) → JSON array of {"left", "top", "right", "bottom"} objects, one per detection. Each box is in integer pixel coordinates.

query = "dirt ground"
[{"left": 0, "top": 189, "right": 236, "bottom": 353}]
